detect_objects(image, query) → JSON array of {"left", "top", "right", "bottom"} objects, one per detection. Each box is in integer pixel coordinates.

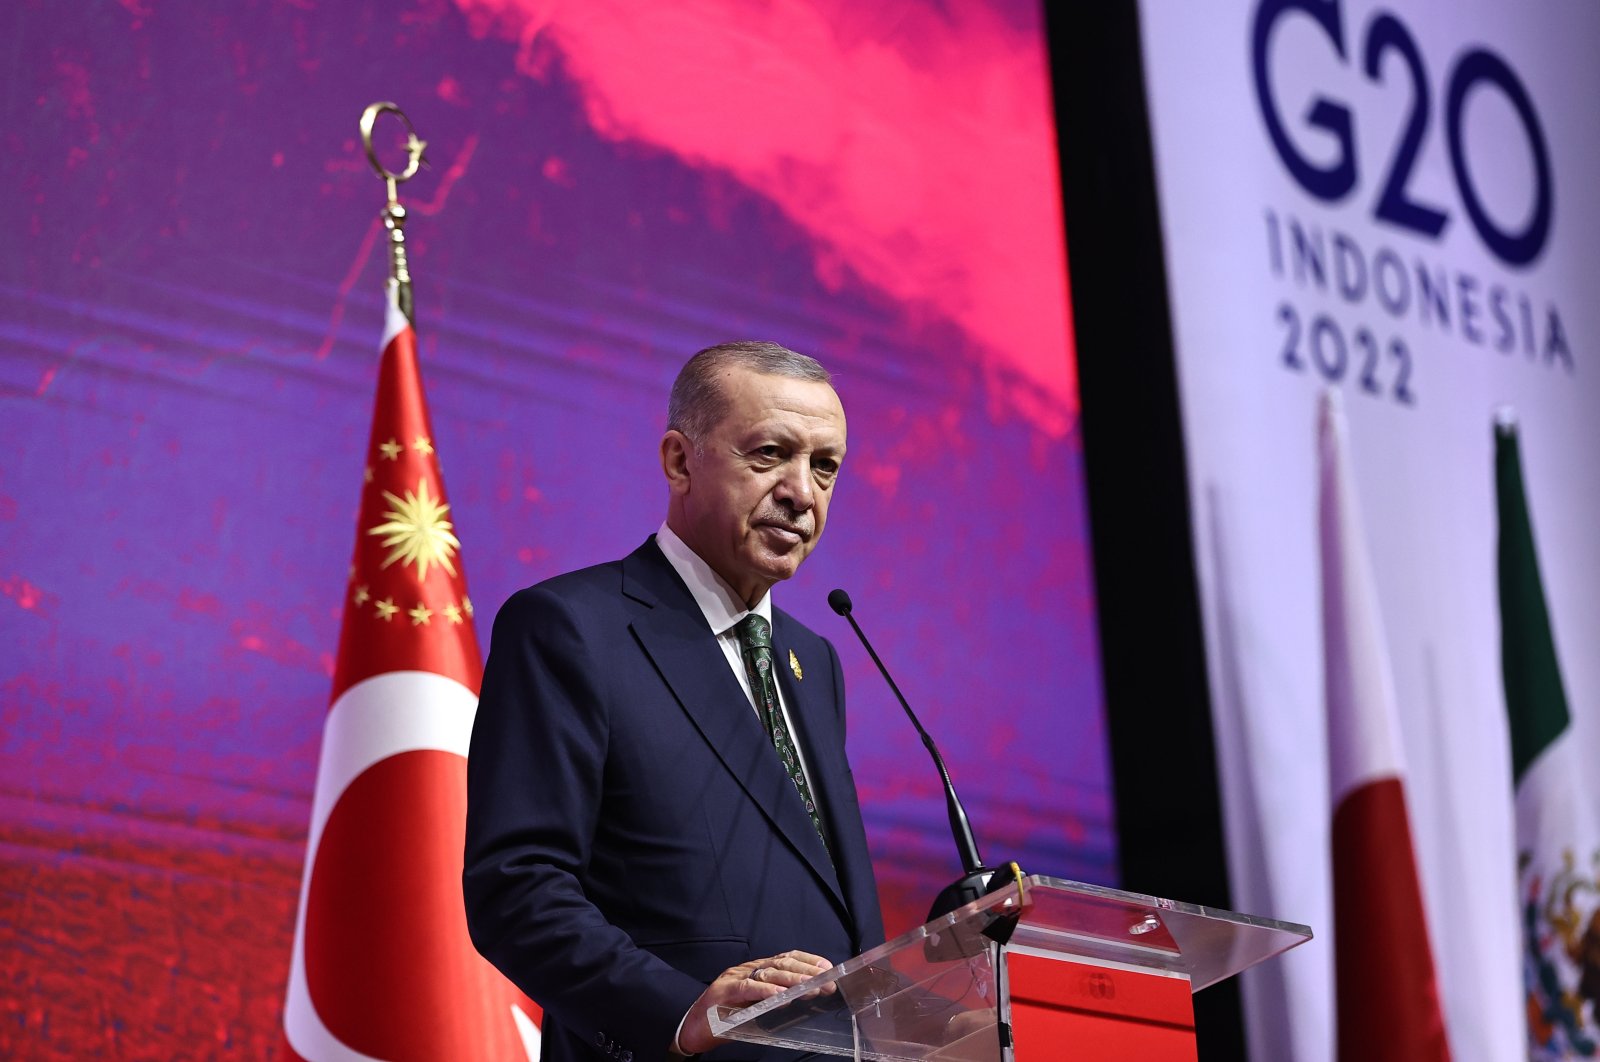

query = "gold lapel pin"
[{"left": 789, "top": 650, "right": 803, "bottom": 681}]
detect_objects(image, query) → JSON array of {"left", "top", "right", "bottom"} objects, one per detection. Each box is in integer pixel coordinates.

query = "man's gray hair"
[{"left": 667, "top": 341, "right": 831, "bottom": 449}]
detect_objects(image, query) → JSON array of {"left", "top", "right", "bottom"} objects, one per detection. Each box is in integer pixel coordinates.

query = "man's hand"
[{"left": 675, "top": 949, "right": 833, "bottom": 1056}]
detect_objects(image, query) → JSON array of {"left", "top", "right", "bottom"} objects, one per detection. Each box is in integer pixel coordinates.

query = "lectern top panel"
[
  {"left": 1009, "top": 875, "right": 1312, "bottom": 989},
  {"left": 709, "top": 875, "right": 1312, "bottom": 1060}
]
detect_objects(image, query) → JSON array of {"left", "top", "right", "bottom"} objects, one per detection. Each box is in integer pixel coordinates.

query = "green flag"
[{"left": 1499, "top": 414, "right": 1598, "bottom": 1060}]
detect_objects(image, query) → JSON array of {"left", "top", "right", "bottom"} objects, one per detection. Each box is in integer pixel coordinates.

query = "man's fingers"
[
  {"left": 777, "top": 949, "right": 831, "bottom": 969},
  {"left": 759, "top": 951, "right": 832, "bottom": 978},
  {"left": 680, "top": 952, "right": 837, "bottom": 1055},
  {"left": 736, "top": 950, "right": 836, "bottom": 1002},
  {"left": 747, "top": 967, "right": 806, "bottom": 987},
  {"left": 750, "top": 952, "right": 831, "bottom": 979}
]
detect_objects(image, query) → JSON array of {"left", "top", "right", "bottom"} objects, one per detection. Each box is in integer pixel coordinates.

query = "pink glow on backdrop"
[{"left": 455, "top": 0, "right": 1078, "bottom": 431}]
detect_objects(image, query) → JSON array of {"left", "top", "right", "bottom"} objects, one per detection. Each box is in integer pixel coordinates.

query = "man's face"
[{"left": 665, "top": 367, "right": 847, "bottom": 606}]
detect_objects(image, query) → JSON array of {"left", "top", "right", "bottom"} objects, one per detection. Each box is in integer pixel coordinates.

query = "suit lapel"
[{"left": 623, "top": 541, "right": 847, "bottom": 915}]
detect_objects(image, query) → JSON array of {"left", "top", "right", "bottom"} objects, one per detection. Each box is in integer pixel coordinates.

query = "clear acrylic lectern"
[{"left": 709, "top": 874, "right": 1311, "bottom": 1061}]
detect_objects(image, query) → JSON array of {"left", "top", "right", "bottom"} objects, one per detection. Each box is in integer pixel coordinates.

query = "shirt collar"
[{"left": 655, "top": 522, "right": 773, "bottom": 636}]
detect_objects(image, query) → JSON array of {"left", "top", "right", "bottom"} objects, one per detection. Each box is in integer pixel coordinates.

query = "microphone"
[{"left": 828, "top": 588, "right": 1010, "bottom": 923}]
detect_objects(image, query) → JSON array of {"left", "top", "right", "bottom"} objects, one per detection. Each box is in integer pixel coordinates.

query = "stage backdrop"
[
  {"left": 0, "top": 1, "right": 1110, "bottom": 1056},
  {"left": 1138, "top": 1, "right": 1600, "bottom": 1059}
]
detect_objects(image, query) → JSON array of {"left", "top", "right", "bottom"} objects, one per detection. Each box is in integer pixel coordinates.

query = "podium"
[{"left": 709, "top": 874, "right": 1311, "bottom": 1060}]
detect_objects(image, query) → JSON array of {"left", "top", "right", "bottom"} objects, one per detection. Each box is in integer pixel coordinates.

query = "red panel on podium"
[{"left": 1009, "top": 952, "right": 1196, "bottom": 1061}]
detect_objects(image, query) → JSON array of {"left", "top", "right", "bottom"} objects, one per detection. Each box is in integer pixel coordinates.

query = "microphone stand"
[{"left": 827, "top": 589, "right": 1020, "bottom": 929}]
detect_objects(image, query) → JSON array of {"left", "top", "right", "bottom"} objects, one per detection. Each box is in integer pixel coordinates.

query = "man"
[{"left": 464, "top": 341, "right": 885, "bottom": 1061}]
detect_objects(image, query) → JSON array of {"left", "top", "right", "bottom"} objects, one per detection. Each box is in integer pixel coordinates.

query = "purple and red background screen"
[{"left": 0, "top": 1, "right": 1112, "bottom": 1055}]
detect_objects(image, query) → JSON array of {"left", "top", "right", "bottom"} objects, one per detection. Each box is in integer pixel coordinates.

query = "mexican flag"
[
  {"left": 281, "top": 284, "right": 539, "bottom": 1059},
  {"left": 1499, "top": 414, "right": 1599, "bottom": 1061},
  {"left": 1317, "top": 391, "right": 1451, "bottom": 1062}
]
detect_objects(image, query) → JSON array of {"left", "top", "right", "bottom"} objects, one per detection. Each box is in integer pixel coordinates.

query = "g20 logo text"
[{"left": 1252, "top": 0, "right": 1552, "bottom": 267}]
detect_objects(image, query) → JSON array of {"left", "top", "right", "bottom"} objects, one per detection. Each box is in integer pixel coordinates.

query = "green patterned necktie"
[{"left": 735, "top": 613, "right": 830, "bottom": 856}]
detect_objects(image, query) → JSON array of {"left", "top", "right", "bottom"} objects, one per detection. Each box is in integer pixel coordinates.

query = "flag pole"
[{"left": 359, "top": 101, "right": 428, "bottom": 327}]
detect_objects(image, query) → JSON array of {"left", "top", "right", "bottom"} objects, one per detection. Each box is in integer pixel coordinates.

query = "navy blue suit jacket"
[{"left": 464, "top": 538, "right": 885, "bottom": 1062}]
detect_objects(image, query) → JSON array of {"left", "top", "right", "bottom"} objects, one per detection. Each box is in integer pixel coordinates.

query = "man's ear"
[{"left": 660, "top": 430, "right": 693, "bottom": 495}]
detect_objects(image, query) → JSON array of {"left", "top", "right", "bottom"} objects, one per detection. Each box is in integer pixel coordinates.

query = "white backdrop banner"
[{"left": 1136, "top": 2, "right": 1600, "bottom": 1060}]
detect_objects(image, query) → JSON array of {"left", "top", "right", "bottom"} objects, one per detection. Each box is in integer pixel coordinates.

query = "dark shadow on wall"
[{"left": 1046, "top": 3, "right": 1248, "bottom": 1059}]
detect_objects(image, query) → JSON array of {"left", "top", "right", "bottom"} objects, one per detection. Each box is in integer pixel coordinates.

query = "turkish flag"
[{"left": 282, "top": 286, "right": 539, "bottom": 1060}]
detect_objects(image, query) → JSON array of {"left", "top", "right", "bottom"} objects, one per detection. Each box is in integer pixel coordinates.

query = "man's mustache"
[{"left": 754, "top": 510, "right": 813, "bottom": 539}]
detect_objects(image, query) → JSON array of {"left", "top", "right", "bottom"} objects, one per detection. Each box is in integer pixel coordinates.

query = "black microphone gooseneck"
[{"left": 828, "top": 588, "right": 1009, "bottom": 922}]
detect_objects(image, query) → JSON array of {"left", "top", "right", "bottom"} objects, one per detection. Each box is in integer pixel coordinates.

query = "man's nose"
[{"left": 774, "top": 462, "right": 815, "bottom": 511}]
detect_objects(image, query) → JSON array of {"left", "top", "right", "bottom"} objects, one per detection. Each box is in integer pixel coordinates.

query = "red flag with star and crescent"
[{"left": 282, "top": 286, "right": 540, "bottom": 1060}]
